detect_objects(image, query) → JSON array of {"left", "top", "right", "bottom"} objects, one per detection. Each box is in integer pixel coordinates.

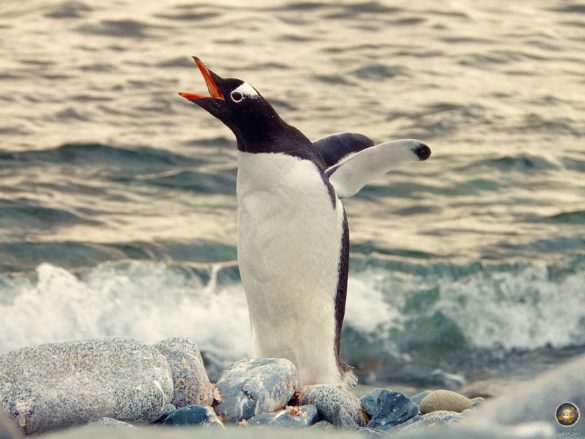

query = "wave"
[
  {"left": 0, "top": 143, "right": 202, "bottom": 169},
  {"left": 1, "top": 255, "right": 583, "bottom": 385}
]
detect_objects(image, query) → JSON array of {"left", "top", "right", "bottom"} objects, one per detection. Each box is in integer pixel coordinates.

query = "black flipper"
[{"left": 312, "top": 132, "right": 375, "bottom": 168}]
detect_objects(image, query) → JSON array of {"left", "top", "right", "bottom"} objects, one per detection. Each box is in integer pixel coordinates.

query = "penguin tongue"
[{"left": 179, "top": 57, "right": 224, "bottom": 100}]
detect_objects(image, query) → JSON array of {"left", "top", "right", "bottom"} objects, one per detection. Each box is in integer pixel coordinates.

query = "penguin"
[{"left": 179, "top": 57, "right": 431, "bottom": 387}]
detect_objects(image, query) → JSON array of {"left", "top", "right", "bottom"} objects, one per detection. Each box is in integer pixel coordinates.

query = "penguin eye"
[{"left": 231, "top": 91, "right": 243, "bottom": 103}]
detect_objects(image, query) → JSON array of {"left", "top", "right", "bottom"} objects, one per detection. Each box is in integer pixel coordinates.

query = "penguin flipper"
[
  {"left": 312, "top": 132, "right": 375, "bottom": 167},
  {"left": 325, "top": 139, "right": 431, "bottom": 198}
]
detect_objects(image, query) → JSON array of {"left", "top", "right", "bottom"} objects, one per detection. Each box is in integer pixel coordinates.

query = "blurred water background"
[{"left": 0, "top": 0, "right": 584, "bottom": 391}]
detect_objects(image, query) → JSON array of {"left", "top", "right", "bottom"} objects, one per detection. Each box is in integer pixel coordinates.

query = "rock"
[
  {"left": 92, "top": 418, "right": 136, "bottom": 428},
  {"left": 154, "top": 337, "right": 213, "bottom": 407},
  {"left": 310, "top": 420, "right": 334, "bottom": 431},
  {"left": 248, "top": 405, "right": 318, "bottom": 428},
  {"left": 152, "top": 404, "right": 176, "bottom": 424},
  {"left": 357, "top": 427, "right": 385, "bottom": 438},
  {"left": 396, "top": 410, "right": 461, "bottom": 433},
  {"left": 0, "top": 338, "right": 173, "bottom": 434},
  {"left": 419, "top": 390, "right": 472, "bottom": 414},
  {"left": 0, "top": 411, "right": 22, "bottom": 439},
  {"left": 333, "top": 406, "right": 360, "bottom": 429},
  {"left": 298, "top": 384, "right": 367, "bottom": 427},
  {"left": 214, "top": 358, "right": 299, "bottom": 423},
  {"left": 410, "top": 390, "right": 432, "bottom": 406},
  {"left": 158, "top": 405, "right": 223, "bottom": 427},
  {"left": 360, "top": 388, "right": 418, "bottom": 430}
]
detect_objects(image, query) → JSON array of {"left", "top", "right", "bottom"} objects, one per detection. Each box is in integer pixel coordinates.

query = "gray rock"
[
  {"left": 356, "top": 426, "right": 385, "bottom": 438},
  {"left": 248, "top": 405, "right": 318, "bottom": 428},
  {"left": 159, "top": 405, "right": 223, "bottom": 428},
  {"left": 0, "top": 411, "right": 22, "bottom": 439},
  {"left": 214, "top": 358, "right": 299, "bottom": 423},
  {"left": 396, "top": 410, "right": 461, "bottom": 433},
  {"left": 0, "top": 338, "right": 174, "bottom": 434},
  {"left": 409, "top": 390, "right": 431, "bottom": 406},
  {"left": 92, "top": 418, "right": 137, "bottom": 428},
  {"left": 310, "top": 420, "right": 334, "bottom": 431},
  {"left": 154, "top": 337, "right": 213, "bottom": 407},
  {"left": 332, "top": 406, "right": 360, "bottom": 429},
  {"left": 419, "top": 390, "right": 471, "bottom": 414},
  {"left": 299, "top": 384, "right": 367, "bottom": 427},
  {"left": 360, "top": 388, "right": 418, "bottom": 430}
]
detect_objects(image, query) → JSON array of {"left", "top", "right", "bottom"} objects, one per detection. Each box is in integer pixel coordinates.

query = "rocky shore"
[{"left": 1, "top": 337, "right": 583, "bottom": 438}]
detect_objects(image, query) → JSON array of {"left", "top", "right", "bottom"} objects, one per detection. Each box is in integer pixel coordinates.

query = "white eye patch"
[{"left": 232, "top": 82, "right": 259, "bottom": 100}]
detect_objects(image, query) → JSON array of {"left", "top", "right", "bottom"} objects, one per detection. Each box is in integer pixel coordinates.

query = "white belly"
[{"left": 237, "top": 151, "right": 344, "bottom": 386}]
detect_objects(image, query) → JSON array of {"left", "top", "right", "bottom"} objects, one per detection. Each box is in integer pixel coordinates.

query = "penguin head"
[{"left": 179, "top": 57, "right": 282, "bottom": 144}]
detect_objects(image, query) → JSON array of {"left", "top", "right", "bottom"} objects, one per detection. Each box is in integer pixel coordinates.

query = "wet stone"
[
  {"left": 154, "top": 337, "right": 213, "bottom": 407},
  {"left": 0, "top": 338, "right": 173, "bottom": 435},
  {"left": 299, "top": 384, "right": 367, "bottom": 427},
  {"left": 158, "top": 405, "right": 223, "bottom": 427},
  {"left": 360, "top": 388, "right": 419, "bottom": 430},
  {"left": 214, "top": 358, "right": 299, "bottom": 423},
  {"left": 248, "top": 405, "right": 318, "bottom": 428},
  {"left": 419, "top": 390, "right": 472, "bottom": 414}
]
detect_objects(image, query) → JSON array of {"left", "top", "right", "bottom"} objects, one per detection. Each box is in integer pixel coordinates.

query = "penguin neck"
[{"left": 234, "top": 116, "right": 313, "bottom": 157}]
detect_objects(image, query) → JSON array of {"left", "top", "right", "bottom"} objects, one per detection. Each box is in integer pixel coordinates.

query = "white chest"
[{"left": 236, "top": 151, "right": 345, "bottom": 385}]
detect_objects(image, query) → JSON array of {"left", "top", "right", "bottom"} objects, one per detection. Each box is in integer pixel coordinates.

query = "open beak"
[{"left": 179, "top": 57, "right": 225, "bottom": 102}]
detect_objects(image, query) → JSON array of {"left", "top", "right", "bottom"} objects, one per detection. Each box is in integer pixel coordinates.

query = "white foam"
[
  {"left": 0, "top": 262, "right": 251, "bottom": 358},
  {"left": 0, "top": 259, "right": 583, "bottom": 358}
]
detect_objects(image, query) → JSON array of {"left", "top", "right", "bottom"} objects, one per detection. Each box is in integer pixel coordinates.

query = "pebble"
[
  {"left": 214, "top": 358, "right": 299, "bottom": 423},
  {"left": 360, "top": 388, "right": 419, "bottom": 430},
  {"left": 419, "top": 390, "right": 472, "bottom": 414},
  {"left": 299, "top": 384, "right": 367, "bottom": 427},
  {"left": 248, "top": 405, "right": 318, "bottom": 428},
  {"left": 154, "top": 337, "right": 213, "bottom": 407},
  {"left": 0, "top": 338, "right": 174, "bottom": 434},
  {"left": 158, "top": 405, "right": 223, "bottom": 427},
  {"left": 396, "top": 410, "right": 461, "bottom": 433}
]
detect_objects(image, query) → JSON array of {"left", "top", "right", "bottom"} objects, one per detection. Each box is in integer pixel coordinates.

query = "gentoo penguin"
[{"left": 180, "top": 57, "right": 431, "bottom": 387}]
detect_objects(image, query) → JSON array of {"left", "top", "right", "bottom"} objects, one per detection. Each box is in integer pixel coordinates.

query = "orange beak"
[{"left": 179, "top": 57, "right": 225, "bottom": 101}]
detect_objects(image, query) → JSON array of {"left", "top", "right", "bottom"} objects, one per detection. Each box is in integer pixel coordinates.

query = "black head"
[{"left": 180, "top": 57, "right": 295, "bottom": 152}]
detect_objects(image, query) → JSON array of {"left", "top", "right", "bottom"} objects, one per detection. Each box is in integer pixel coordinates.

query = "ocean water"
[{"left": 0, "top": 0, "right": 584, "bottom": 389}]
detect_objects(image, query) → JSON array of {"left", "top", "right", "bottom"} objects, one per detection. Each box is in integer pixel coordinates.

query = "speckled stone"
[
  {"left": 360, "top": 388, "right": 418, "bottom": 430},
  {"left": 298, "top": 385, "right": 367, "bottom": 427},
  {"left": 396, "top": 410, "right": 461, "bottom": 433},
  {"left": 419, "top": 390, "right": 472, "bottom": 414},
  {"left": 92, "top": 418, "right": 137, "bottom": 428},
  {"left": 154, "top": 337, "right": 213, "bottom": 407},
  {"left": 0, "top": 411, "right": 22, "bottom": 439},
  {"left": 159, "top": 405, "right": 223, "bottom": 428},
  {"left": 214, "top": 358, "right": 299, "bottom": 423},
  {"left": 0, "top": 338, "right": 174, "bottom": 434},
  {"left": 248, "top": 405, "right": 318, "bottom": 428}
]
